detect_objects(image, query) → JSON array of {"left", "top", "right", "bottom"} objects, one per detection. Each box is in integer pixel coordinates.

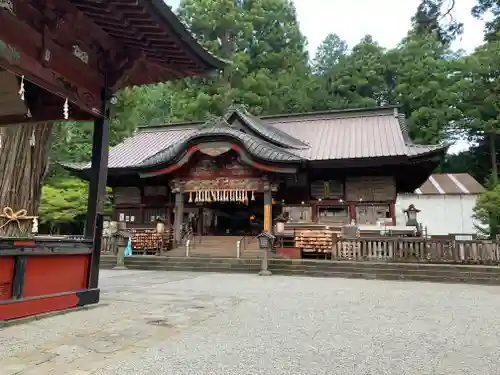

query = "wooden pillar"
[
  {"left": 85, "top": 89, "right": 111, "bottom": 238},
  {"left": 197, "top": 207, "right": 203, "bottom": 235},
  {"left": 173, "top": 190, "right": 184, "bottom": 246},
  {"left": 349, "top": 204, "right": 356, "bottom": 223},
  {"left": 263, "top": 189, "right": 272, "bottom": 233},
  {"left": 84, "top": 87, "right": 111, "bottom": 290},
  {"left": 390, "top": 201, "right": 396, "bottom": 225}
]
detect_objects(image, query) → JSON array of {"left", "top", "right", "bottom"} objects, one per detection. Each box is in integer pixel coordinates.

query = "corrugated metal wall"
[{"left": 396, "top": 195, "right": 479, "bottom": 235}]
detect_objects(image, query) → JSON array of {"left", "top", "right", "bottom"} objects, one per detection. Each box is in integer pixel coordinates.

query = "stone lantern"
[{"left": 404, "top": 204, "right": 420, "bottom": 227}]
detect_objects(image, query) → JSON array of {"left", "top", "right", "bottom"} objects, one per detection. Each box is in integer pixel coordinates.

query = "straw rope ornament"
[{"left": 0, "top": 207, "right": 39, "bottom": 233}]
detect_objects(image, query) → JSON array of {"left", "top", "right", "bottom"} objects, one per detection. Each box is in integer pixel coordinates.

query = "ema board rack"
[{"left": 294, "top": 227, "right": 337, "bottom": 253}]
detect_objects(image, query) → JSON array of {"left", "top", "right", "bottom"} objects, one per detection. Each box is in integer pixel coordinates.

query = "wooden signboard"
[{"left": 345, "top": 176, "right": 396, "bottom": 202}]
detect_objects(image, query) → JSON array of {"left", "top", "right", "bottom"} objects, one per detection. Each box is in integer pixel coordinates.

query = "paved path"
[{"left": 2, "top": 270, "right": 500, "bottom": 374}]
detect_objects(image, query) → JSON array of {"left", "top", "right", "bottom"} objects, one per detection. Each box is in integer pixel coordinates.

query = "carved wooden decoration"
[
  {"left": 169, "top": 152, "right": 281, "bottom": 193},
  {"left": 0, "top": 0, "right": 14, "bottom": 15},
  {"left": 72, "top": 45, "right": 88, "bottom": 64},
  {"left": 179, "top": 154, "right": 259, "bottom": 180}
]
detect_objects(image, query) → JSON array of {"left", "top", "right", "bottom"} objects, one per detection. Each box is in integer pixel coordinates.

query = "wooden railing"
[{"left": 334, "top": 237, "right": 500, "bottom": 264}]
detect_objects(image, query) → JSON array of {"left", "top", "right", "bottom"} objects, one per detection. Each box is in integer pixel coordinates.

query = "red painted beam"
[
  {"left": 0, "top": 12, "right": 104, "bottom": 117},
  {"left": 0, "top": 257, "right": 14, "bottom": 301},
  {"left": 0, "top": 293, "right": 79, "bottom": 321}
]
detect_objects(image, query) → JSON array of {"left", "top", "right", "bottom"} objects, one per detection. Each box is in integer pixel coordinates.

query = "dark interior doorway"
[{"left": 201, "top": 195, "right": 264, "bottom": 236}]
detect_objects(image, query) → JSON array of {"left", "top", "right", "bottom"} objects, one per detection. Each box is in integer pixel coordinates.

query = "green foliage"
[
  {"left": 173, "top": 0, "right": 314, "bottom": 118},
  {"left": 41, "top": 0, "right": 500, "bottom": 229},
  {"left": 312, "top": 33, "right": 348, "bottom": 75},
  {"left": 473, "top": 183, "right": 500, "bottom": 238},
  {"left": 39, "top": 178, "right": 112, "bottom": 227},
  {"left": 39, "top": 178, "right": 89, "bottom": 225},
  {"left": 412, "top": 0, "right": 463, "bottom": 44},
  {"left": 472, "top": 0, "right": 500, "bottom": 41}
]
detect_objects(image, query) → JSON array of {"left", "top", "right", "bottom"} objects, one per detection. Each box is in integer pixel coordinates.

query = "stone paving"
[{"left": 2, "top": 270, "right": 500, "bottom": 374}]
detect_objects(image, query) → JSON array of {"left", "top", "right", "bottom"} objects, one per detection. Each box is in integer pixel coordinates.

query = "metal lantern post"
[{"left": 404, "top": 204, "right": 421, "bottom": 227}]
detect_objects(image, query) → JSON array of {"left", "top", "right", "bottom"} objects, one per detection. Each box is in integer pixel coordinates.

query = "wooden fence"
[{"left": 334, "top": 237, "right": 499, "bottom": 264}]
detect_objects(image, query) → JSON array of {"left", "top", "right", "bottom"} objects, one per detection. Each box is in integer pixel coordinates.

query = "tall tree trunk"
[
  {"left": 0, "top": 123, "right": 53, "bottom": 236},
  {"left": 490, "top": 131, "right": 498, "bottom": 184}
]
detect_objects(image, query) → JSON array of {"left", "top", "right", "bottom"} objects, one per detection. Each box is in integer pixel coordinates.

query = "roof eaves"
[
  {"left": 59, "top": 162, "right": 89, "bottom": 171},
  {"left": 149, "top": 0, "right": 228, "bottom": 71},
  {"left": 405, "top": 144, "right": 448, "bottom": 158}
]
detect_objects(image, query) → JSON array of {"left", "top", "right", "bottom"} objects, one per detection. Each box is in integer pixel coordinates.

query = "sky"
[{"left": 166, "top": 0, "right": 486, "bottom": 55}]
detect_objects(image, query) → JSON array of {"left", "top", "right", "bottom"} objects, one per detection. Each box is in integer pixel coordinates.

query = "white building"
[{"left": 396, "top": 173, "right": 484, "bottom": 236}]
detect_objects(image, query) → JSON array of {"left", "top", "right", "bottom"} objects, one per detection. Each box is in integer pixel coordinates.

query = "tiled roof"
[
  {"left": 75, "top": 127, "right": 198, "bottom": 169},
  {"left": 64, "top": 106, "right": 447, "bottom": 171},
  {"left": 413, "top": 173, "right": 484, "bottom": 195},
  {"left": 265, "top": 108, "right": 442, "bottom": 160}
]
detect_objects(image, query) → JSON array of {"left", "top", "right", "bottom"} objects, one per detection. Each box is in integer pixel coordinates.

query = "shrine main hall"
[{"left": 64, "top": 105, "right": 446, "bottom": 249}]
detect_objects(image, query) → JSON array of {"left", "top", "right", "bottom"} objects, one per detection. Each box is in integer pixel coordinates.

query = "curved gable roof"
[
  {"left": 137, "top": 120, "right": 303, "bottom": 168},
  {"left": 226, "top": 106, "right": 310, "bottom": 150}
]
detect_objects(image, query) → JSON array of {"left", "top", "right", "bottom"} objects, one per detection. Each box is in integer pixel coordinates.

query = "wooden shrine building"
[
  {"left": 0, "top": 0, "right": 225, "bottom": 320},
  {"left": 64, "top": 105, "right": 447, "bottom": 249}
]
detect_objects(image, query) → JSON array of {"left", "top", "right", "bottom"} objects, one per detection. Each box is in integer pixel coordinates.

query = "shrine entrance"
[
  {"left": 169, "top": 149, "right": 277, "bottom": 244},
  {"left": 181, "top": 187, "right": 266, "bottom": 238},
  {"left": 199, "top": 197, "right": 264, "bottom": 236}
]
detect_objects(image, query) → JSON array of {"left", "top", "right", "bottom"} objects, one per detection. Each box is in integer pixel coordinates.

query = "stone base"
[
  {"left": 112, "top": 266, "right": 128, "bottom": 270},
  {"left": 258, "top": 270, "right": 272, "bottom": 276}
]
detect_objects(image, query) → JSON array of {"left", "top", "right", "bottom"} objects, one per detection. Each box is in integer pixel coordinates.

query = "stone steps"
[
  {"left": 100, "top": 255, "right": 500, "bottom": 285},
  {"left": 167, "top": 235, "right": 263, "bottom": 258}
]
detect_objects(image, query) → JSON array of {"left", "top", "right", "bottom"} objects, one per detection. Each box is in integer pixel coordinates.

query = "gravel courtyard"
[{"left": 1, "top": 270, "right": 500, "bottom": 375}]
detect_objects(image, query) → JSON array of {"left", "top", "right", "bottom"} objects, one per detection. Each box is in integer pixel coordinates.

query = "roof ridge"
[
  {"left": 267, "top": 112, "right": 395, "bottom": 125},
  {"left": 225, "top": 107, "right": 310, "bottom": 150}
]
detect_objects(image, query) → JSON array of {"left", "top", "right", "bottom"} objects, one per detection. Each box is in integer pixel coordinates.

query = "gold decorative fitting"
[
  {"left": 72, "top": 45, "right": 89, "bottom": 64},
  {"left": 0, "top": 207, "right": 38, "bottom": 233},
  {"left": 0, "top": 0, "right": 15, "bottom": 14}
]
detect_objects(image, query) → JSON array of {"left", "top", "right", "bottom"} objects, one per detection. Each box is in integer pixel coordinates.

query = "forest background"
[{"left": 41, "top": 0, "right": 500, "bottom": 236}]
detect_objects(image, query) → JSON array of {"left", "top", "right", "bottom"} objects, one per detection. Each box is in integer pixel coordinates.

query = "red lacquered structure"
[{"left": 0, "top": 0, "right": 225, "bottom": 321}]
